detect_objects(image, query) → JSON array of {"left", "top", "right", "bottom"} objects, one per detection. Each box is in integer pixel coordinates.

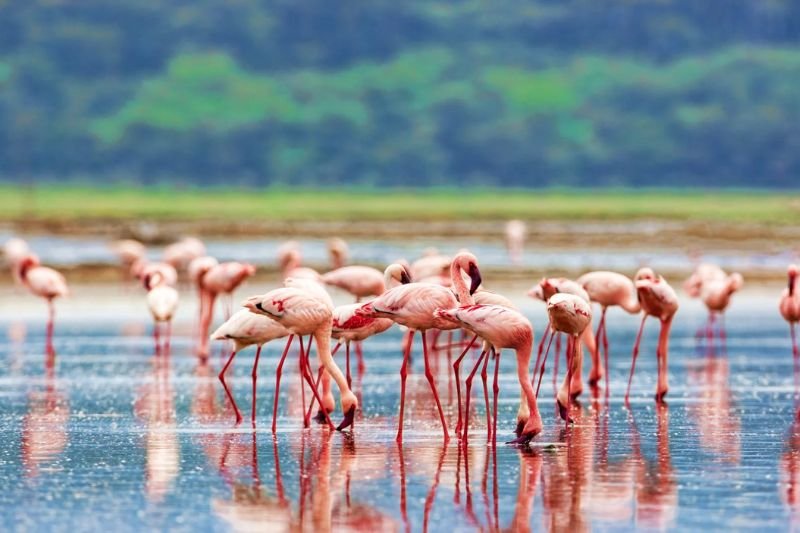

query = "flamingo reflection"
[
  {"left": 780, "top": 415, "right": 800, "bottom": 524},
  {"left": 21, "top": 363, "right": 69, "bottom": 478},
  {"left": 687, "top": 357, "right": 741, "bottom": 464}
]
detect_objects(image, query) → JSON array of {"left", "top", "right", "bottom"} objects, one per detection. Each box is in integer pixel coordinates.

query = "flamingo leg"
[
  {"left": 272, "top": 335, "right": 294, "bottom": 434},
  {"left": 481, "top": 347, "right": 492, "bottom": 442},
  {"left": 165, "top": 320, "right": 172, "bottom": 356},
  {"left": 396, "top": 330, "right": 415, "bottom": 443},
  {"left": 218, "top": 348, "right": 243, "bottom": 425},
  {"left": 453, "top": 334, "right": 480, "bottom": 437},
  {"left": 346, "top": 341, "right": 352, "bottom": 388},
  {"left": 625, "top": 315, "right": 648, "bottom": 405},
  {"left": 248, "top": 344, "right": 263, "bottom": 425},
  {"left": 535, "top": 332, "right": 556, "bottom": 398},
  {"left": 532, "top": 323, "right": 550, "bottom": 389},
  {"left": 298, "top": 335, "right": 309, "bottom": 428},
  {"left": 300, "top": 345, "right": 334, "bottom": 430},
  {"left": 153, "top": 321, "right": 161, "bottom": 358},
  {"left": 422, "top": 331, "right": 449, "bottom": 441},
  {"left": 565, "top": 336, "right": 575, "bottom": 430},
  {"left": 492, "top": 348, "right": 500, "bottom": 446},
  {"left": 464, "top": 349, "right": 488, "bottom": 445},
  {"left": 46, "top": 299, "right": 55, "bottom": 358},
  {"left": 355, "top": 341, "right": 366, "bottom": 377},
  {"left": 553, "top": 333, "right": 562, "bottom": 396}
]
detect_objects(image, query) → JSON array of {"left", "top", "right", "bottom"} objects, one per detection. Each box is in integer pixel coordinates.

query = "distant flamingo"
[
  {"left": 4, "top": 238, "right": 31, "bottom": 285},
  {"left": 196, "top": 261, "right": 256, "bottom": 358},
  {"left": 163, "top": 237, "right": 206, "bottom": 273},
  {"left": 780, "top": 265, "right": 800, "bottom": 370},
  {"left": 188, "top": 255, "right": 219, "bottom": 323},
  {"left": 356, "top": 259, "right": 471, "bottom": 442},
  {"left": 145, "top": 270, "right": 179, "bottom": 355},
  {"left": 278, "top": 245, "right": 320, "bottom": 281},
  {"left": 16, "top": 254, "right": 68, "bottom": 357},
  {"left": 505, "top": 219, "right": 526, "bottom": 265},
  {"left": 321, "top": 265, "right": 386, "bottom": 302},
  {"left": 577, "top": 271, "right": 640, "bottom": 395},
  {"left": 131, "top": 259, "right": 178, "bottom": 288},
  {"left": 410, "top": 248, "right": 450, "bottom": 281},
  {"left": 700, "top": 270, "right": 743, "bottom": 345},
  {"left": 110, "top": 239, "right": 146, "bottom": 281},
  {"left": 625, "top": 268, "right": 679, "bottom": 404},
  {"left": 211, "top": 309, "right": 290, "bottom": 425},
  {"left": 542, "top": 293, "right": 592, "bottom": 428},
  {"left": 244, "top": 287, "right": 358, "bottom": 432},
  {"left": 327, "top": 237, "right": 349, "bottom": 269}
]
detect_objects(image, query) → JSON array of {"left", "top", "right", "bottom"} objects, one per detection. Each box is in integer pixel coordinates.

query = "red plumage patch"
[{"left": 335, "top": 314, "right": 373, "bottom": 330}]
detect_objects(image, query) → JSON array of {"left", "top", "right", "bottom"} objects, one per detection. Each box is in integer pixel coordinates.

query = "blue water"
[{"left": 0, "top": 296, "right": 798, "bottom": 531}]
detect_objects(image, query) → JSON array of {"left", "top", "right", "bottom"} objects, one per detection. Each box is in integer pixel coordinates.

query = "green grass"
[{"left": 2, "top": 185, "right": 800, "bottom": 224}]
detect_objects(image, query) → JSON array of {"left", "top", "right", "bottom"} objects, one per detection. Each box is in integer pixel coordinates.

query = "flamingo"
[
  {"left": 211, "top": 309, "right": 290, "bottom": 425},
  {"left": 505, "top": 219, "right": 526, "bottom": 265},
  {"left": 320, "top": 265, "right": 385, "bottom": 302},
  {"left": 163, "top": 237, "right": 206, "bottom": 272},
  {"left": 196, "top": 261, "right": 256, "bottom": 357},
  {"left": 542, "top": 293, "right": 592, "bottom": 427},
  {"left": 780, "top": 265, "right": 800, "bottom": 366},
  {"left": 16, "top": 254, "right": 68, "bottom": 356},
  {"left": 625, "top": 268, "right": 679, "bottom": 404},
  {"left": 277, "top": 242, "right": 320, "bottom": 281},
  {"left": 355, "top": 258, "right": 474, "bottom": 442},
  {"left": 699, "top": 270, "right": 743, "bottom": 344},
  {"left": 110, "top": 239, "right": 146, "bottom": 278},
  {"left": 410, "top": 249, "right": 450, "bottom": 281},
  {"left": 327, "top": 237, "right": 349, "bottom": 269},
  {"left": 145, "top": 270, "right": 179, "bottom": 355},
  {"left": 577, "top": 271, "right": 640, "bottom": 395},
  {"left": 244, "top": 287, "right": 358, "bottom": 432},
  {"left": 528, "top": 277, "right": 600, "bottom": 392},
  {"left": 3, "top": 237, "right": 31, "bottom": 285},
  {"left": 131, "top": 259, "right": 178, "bottom": 288}
]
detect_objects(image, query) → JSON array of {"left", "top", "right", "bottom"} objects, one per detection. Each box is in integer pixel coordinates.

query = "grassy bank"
[{"left": 2, "top": 186, "right": 799, "bottom": 224}]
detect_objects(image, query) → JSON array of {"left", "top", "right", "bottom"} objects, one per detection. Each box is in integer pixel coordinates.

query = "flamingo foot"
[
  {"left": 514, "top": 420, "right": 525, "bottom": 437},
  {"left": 337, "top": 406, "right": 356, "bottom": 432},
  {"left": 556, "top": 399, "right": 573, "bottom": 424}
]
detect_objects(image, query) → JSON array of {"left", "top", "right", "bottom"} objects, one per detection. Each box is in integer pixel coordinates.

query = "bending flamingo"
[
  {"left": 145, "top": 271, "right": 179, "bottom": 355},
  {"left": 197, "top": 261, "right": 256, "bottom": 358},
  {"left": 16, "top": 254, "right": 68, "bottom": 356},
  {"left": 780, "top": 265, "right": 800, "bottom": 365},
  {"left": 625, "top": 268, "right": 679, "bottom": 404},
  {"left": 211, "top": 309, "right": 290, "bottom": 425},
  {"left": 577, "top": 271, "right": 640, "bottom": 395},
  {"left": 244, "top": 287, "right": 358, "bottom": 432}
]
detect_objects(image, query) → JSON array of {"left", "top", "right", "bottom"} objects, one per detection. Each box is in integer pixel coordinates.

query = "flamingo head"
[
  {"left": 635, "top": 267, "right": 656, "bottom": 282},
  {"left": 336, "top": 392, "right": 359, "bottom": 432},
  {"left": 384, "top": 263, "right": 412, "bottom": 287},
  {"left": 452, "top": 251, "right": 482, "bottom": 295},
  {"left": 241, "top": 295, "right": 263, "bottom": 314},
  {"left": 143, "top": 270, "right": 165, "bottom": 291},
  {"left": 527, "top": 280, "right": 545, "bottom": 301},
  {"left": 354, "top": 302, "right": 376, "bottom": 318},
  {"left": 187, "top": 256, "right": 218, "bottom": 285},
  {"left": 16, "top": 254, "right": 40, "bottom": 281},
  {"left": 789, "top": 264, "right": 798, "bottom": 296}
]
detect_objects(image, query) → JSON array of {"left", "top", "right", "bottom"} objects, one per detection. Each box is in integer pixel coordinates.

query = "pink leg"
[
  {"left": 422, "top": 331, "right": 449, "bottom": 441},
  {"left": 792, "top": 323, "right": 799, "bottom": 403},
  {"left": 553, "top": 334, "right": 562, "bottom": 396},
  {"left": 625, "top": 315, "right": 648, "bottom": 405},
  {"left": 532, "top": 323, "right": 551, "bottom": 389},
  {"left": 355, "top": 341, "right": 366, "bottom": 376},
  {"left": 535, "top": 332, "right": 556, "bottom": 398},
  {"left": 346, "top": 341, "right": 352, "bottom": 388},
  {"left": 602, "top": 321, "right": 610, "bottom": 397},
  {"left": 396, "top": 330, "right": 415, "bottom": 443},
  {"left": 46, "top": 300, "right": 55, "bottom": 358},
  {"left": 153, "top": 322, "right": 161, "bottom": 357},
  {"left": 299, "top": 344, "right": 334, "bottom": 430},
  {"left": 298, "top": 336, "right": 308, "bottom": 428},
  {"left": 250, "top": 344, "right": 262, "bottom": 425},
  {"left": 218, "top": 348, "right": 243, "bottom": 425},
  {"left": 165, "top": 321, "right": 172, "bottom": 356},
  {"left": 464, "top": 349, "right": 488, "bottom": 445},
  {"left": 481, "top": 348, "right": 491, "bottom": 442},
  {"left": 492, "top": 348, "right": 500, "bottom": 445},
  {"left": 565, "top": 337, "right": 575, "bottom": 430},
  {"left": 454, "top": 334, "right": 480, "bottom": 437},
  {"left": 272, "top": 335, "right": 294, "bottom": 433}
]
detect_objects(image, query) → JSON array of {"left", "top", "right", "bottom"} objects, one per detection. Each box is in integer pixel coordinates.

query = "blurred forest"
[{"left": 1, "top": 1, "right": 799, "bottom": 188}]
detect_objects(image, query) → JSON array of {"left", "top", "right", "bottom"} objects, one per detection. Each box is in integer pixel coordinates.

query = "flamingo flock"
[{"left": 9, "top": 229, "right": 794, "bottom": 449}]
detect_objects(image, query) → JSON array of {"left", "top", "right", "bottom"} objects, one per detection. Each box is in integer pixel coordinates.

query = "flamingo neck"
[
  {"left": 791, "top": 273, "right": 797, "bottom": 297},
  {"left": 451, "top": 262, "right": 472, "bottom": 305}
]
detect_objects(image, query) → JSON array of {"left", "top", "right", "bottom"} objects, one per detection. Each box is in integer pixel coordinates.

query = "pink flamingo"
[
  {"left": 16, "top": 254, "right": 68, "bottom": 356},
  {"left": 625, "top": 268, "right": 679, "bottom": 404},
  {"left": 528, "top": 277, "right": 599, "bottom": 392},
  {"left": 699, "top": 270, "right": 743, "bottom": 345},
  {"left": 3, "top": 238, "right": 31, "bottom": 286},
  {"left": 211, "top": 309, "right": 290, "bottom": 425},
  {"left": 131, "top": 259, "right": 178, "bottom": 288},
  {"left": 505, "top": 220, "right": 526, "bottom": 265},
  {"left": 110, "top": 239, "right": 146, "bottom": 278},
  {"left": 145, "top": 271, "right": 179, "bottom": 356},
  {"left": 163, "top": 237, "right": 206, "bottom": 273},
  {"left": 327, "top": 237, "right": 349, "bottom": 269},
  {"left": 543, "top": 293, "right": 592, "bottom": 427},
  {"left": 410, "top": 249, "right": 450, "bottom": 280},
  {"left": 196, "top": 261, "right": 256, "bottom": 358},
  {"left": 779, "top": 265, "right": 800, "bottom": 370},
  {"left": 355, "top": 259, "right": 474, "bottom": 442},
  {"left": 244, "top": 287, "right": 358, "bottom": 432},
  {"left": 577, "top": 271, "right": 640, "bottom": 395},
  {"left": 321, "top": 265, "right": 386, "bottom": 302},
  {"left": 277, "top": 243, "right": 320, "bottom": 281}
]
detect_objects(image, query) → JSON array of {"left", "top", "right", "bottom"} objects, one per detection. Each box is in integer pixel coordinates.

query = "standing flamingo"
[
  {"left": 543, "top": 293, "right": 592, "bottom": 427},
  {"left": 16, "top": 254, "right": 68, "bottom": 356},
  {"left": 577, "top": 271, "right": 640, "bottom": 395},
  {"left": 277, "top": 243, "right": 320, "bottom": 280},
  {"left": 625, "top": 268, "right": 679, "bottom": 404},
  {"left": 145, "top": 271, "right": 179, "bottom": 355},
  {"left": 780, "top": 265, "right": 800, "bottom": 365},
  {"left": 196, "top": 261, "right": 256, "bottom": 357},
  {"left": 700, "top": 270, "right": 743, "bottom": 345},
  {"left": 327, "top": 237, "right": 349, "bottom": 269},
  {"left": 244, "top": 287, "right": 358, "bottom": 432},
  {"left": 132, "top": 259, "right": 178, "bottom": 288},
  {"left": 110, "top": 239, "right": 146, "bottom": 281},
  {"left": 321, "top": 265, "right": 385, "bottom": 302},
  {"left": 163, "top": 237, "right": 206, "bottom": 273},
  {"left": 211, "top": 309, "right": 290, "bottom": 425},
  {"left": 355, "top": 258, "right": 474, "bottom": 442}
]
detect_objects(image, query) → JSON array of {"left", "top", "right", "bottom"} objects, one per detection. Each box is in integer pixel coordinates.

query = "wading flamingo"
[
  {"left": 132, "top": 259, "right": 178, "bottom": 288},
  {"left": 211, "top": 309, "right": 290, "bottom": 425},
  {"left": 625, "top": 268, "right": 679, "bottom": 404},
  {"left": 780, "top": 265, "right": 800, "bottom": 369},
  {"left": 197, "top": 261, "right": 256, "bottom": 357},
  {"left": 145, "top": 271, "right": 179, "bottom": 355},
  {"left": 321, "top": 265, "right": 385, "bottom": 302},
  {"left": 110, "top": 239, "right": 146, "bottom": 281},
  {"left": 244, "top": 287, "right": 358, "bottom": 432},
  {"left": 163, "top": 237, "right": 206, "bottom": 273},
  {"left": 3, "top": 237, "right": 31, "bottom": 286},
  {"left": 16, "top": 254, "right": 68, "bottom": 356},
  {"left": 542, "top": 293, "right": 592, "bottom": 427},
  {"left": 411, "top": 249, "right": 450, "bottom": 281},
  {"left": 577, "top": 271, "right": 640, "bottom": 395},
  {"left": 700, "top": 270, "right": 743, "bottom": 345},
  {"left": 355, "top": 258, "right": 473, "bottom": 442}
]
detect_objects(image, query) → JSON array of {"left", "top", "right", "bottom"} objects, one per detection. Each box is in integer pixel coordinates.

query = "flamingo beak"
[
  {"left": 790, "top": 273, "right": 796, "bottom": 296},
  {"left": 242, "top": 297, "right": 260, "bottom": 312},
  {"left": 468, "top": 263, "right": 482, "bottom": 295},
  {"left": 505, "top": 426, "right": 541, "bottom": 446},
  {"left": 400, "top": 268, "right": 412, "bottom": 285},
  {"left": 337, "top": 405, "right": 356, "bottom": 431},
  {"left": 514, "top": 419, "right": 525, "bottom": 437}
]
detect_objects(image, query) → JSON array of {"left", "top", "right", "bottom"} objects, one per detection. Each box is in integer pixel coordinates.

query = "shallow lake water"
[{"left": 1, "top": 288, "right": 799, "bottom": 531}]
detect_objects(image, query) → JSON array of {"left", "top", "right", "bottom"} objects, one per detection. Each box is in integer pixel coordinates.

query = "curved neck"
[
  {"left": 451, "top": 262, "right": 472, "bottom": 305},
  {"left": 313, "top": 322, "right": 351, "bottom": 397}
]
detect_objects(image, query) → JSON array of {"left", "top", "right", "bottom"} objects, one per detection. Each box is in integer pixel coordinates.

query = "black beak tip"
[
  {"left": 514, "top": 420, "right": 525, "bottom": 437},
  {"left": 506, "top": 432, "right": 534, "bottom": 446},
  {"left": 557, "top": 399, "right": 573, "bottom": 424},
  {"left": 336, "top": 406, "right": 356, "bottom": 432},
  {"left": 255, "top": 302, "right": 265, "bottom": 312}
]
